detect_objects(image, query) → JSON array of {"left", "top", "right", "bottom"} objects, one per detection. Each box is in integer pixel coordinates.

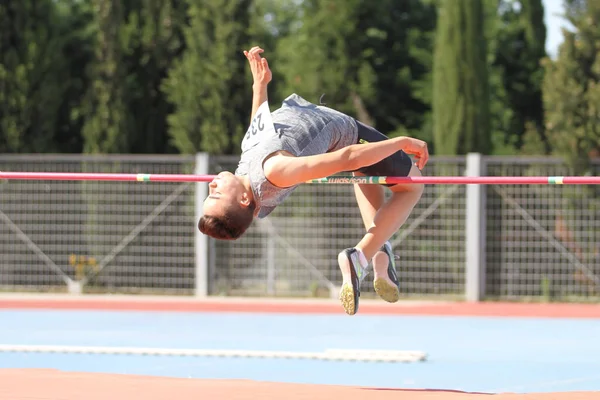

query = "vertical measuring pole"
[{"left": 465, "top": 153, "right": 486, "bottom": 302}]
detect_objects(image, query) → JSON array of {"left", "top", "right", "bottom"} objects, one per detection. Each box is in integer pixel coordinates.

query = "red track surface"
[
  {"left": 1, "top": 369, "right": 597, "bottom": 400},
  {"left": 1, "top": 296, "right": 600, "bottom": 318},
  {"left": 2, "top": 296, "right": 599, "bottom": 399}
]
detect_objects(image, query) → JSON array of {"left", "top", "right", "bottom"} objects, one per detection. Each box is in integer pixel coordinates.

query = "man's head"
[{"left": 198, "top": 171, "right": 256, "bottom": 240}]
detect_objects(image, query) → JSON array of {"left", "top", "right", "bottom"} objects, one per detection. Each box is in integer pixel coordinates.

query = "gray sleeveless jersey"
[{"left": 235, "top": 93, "right": 358, "bottom": 218}]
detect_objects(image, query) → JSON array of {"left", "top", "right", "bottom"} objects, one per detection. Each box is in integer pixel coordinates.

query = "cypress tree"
[{"left": 432, "top": 0, "right": 491, "bottom": 155}]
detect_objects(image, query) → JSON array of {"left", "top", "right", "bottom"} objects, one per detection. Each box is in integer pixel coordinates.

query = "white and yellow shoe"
[
  {"left": 373, "top": 242, "right": 401, "bottom": 303},
  {"left": 337, "top": 248, "right": 368, "bottom": 316}
]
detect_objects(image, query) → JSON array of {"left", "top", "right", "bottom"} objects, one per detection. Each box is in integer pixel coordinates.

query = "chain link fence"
[
  {"left": 485, "top": 157, "right": 600, "bottom": 301},
  {"left": 0, "top": 154, "right": 598, "bottom": 302},
  {"left": 0, "top": 155, "right": 196, "bottom": 295}
]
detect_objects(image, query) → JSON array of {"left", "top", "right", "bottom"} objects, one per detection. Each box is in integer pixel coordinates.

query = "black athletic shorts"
[{"left": 354, "top": 120, "right": 413, "bottom": 183}]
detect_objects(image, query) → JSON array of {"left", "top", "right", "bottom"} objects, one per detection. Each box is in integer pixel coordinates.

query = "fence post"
[
  {"left": 465, "top": 153, "right": 486, "bottom": 302},
  {"left": 194, "top": 153, "right": 209, "bottom": 297},
  {"left": 267, "top": 235, "right": 276, "bottom": 295}
]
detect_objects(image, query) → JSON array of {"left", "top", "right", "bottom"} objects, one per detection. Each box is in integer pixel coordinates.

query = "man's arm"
[
  {"left": 263, "top": 136, "right": 429, "bottom": 188},
  {"left": 250, "top": 84, "right": 268, "bottom": 121},
  {"left": 244, "top": 46, "right": 272, "bottom": 122}
]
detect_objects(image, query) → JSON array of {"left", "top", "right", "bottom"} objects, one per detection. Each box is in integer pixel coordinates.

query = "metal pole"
[
  {"left": 194, "top": 153, "right": 209, "bottom": 297},
  {"left": 465, "top": 153, "right": 486, "bottom": 302}
]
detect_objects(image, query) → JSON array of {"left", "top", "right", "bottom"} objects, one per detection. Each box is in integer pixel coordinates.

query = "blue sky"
[{"left": 543, "top": 0, "right": 571, "bottom": 58}]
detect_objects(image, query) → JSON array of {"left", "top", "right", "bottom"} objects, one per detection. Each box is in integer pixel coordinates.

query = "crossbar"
[{"left": 0, "top": 172, "right": 599, "bottom": 185}]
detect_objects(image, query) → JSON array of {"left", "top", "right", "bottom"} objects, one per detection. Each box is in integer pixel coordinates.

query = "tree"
[
  {"left": 432, "top": 0, "right": 491, "bottom": 155},
  {"left": 360, "top": 0, "right": 437, "bottom": 138},
  {"left": 120, "top": 0, "right": 188, "bottom": 154},
  {"left": 542, "top": 0, "right": 600, "bottom": 173},
  {"left": 247, "top": 0, "right": 303, "bottom": 108},
  {"left": 80, "top": 0, "right": 129, "bottom": 153},
  {"left": 163, "top": 0, "right": 253, "bottom": 155},
  {"left": 274, "top": 0, "right": 437, "bottom": 140},
  {"left": 0, "top": 0, "right": 82, "bottom": 153},
  {"left": 53, "top": 0, "right": 96, "bottom": 153},
  {"left": 490, "top": 0, "right": 549, "bottom": 155},
  {"left": 81, "top": 0, "right": 190, "bottom": 154}
]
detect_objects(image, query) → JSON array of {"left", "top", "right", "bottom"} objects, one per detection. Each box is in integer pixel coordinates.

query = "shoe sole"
[
  {"left": 338, "top": 250, "right": 360, "bottom": 315},
  {"left": 374, "top": 245, "right": 400, "bottom": 303},
  {"left": 373, "top": 278, "right": 400, "bottom": 303}
]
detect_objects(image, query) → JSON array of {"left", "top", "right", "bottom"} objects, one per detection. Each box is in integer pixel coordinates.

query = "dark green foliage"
[
  {"left": 53, "top": 1, "right": 96, "bottom": 153},
  {"left": 80, "top": 0, "right": 128, "bottom": 153},
  {"left": 162, "top": 0, "right": 253, "bottom": 155},
  {"left": 81, "top": 0, "right": 188, "bottom": 154},
  {"left": 248, "top": 0, "right": 302, "bottom": 107},
  {"left": 0, "top": 0, "right": 92, "bottom": 153},
  {"left": 275, "top": 0, "right": 437, "bottom": 140},
  {"left": 490, "top": 0, "right": 549, "bottom": 155},
  {"left": 542, "top": 0, "right": 600, "bottom": 173},
  {"left": 121, "top": 0, "right": 188, "bottom": 154},
  {"left": 4, "top": 0, "right": 592, "bottom": 163}
]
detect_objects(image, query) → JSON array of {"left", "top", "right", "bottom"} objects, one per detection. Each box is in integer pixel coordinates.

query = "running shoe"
[
  {"left": 373, "top": 242, "right": 400, "bottom": 303},
  {"left": 337, "top": 248, "right": 365, "bottom": 315}
]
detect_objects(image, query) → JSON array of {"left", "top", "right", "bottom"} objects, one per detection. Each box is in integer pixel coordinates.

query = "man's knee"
[
  {"left": 413, "top": 182, "right": 425, "bottom": 198},
  {"left": 390, "top": 165, "right": 424, "bottom": 196},
  {"left": 390, "top": 182, "right": 424, "bottom": 197},
  {"left": 409, "top": 167, "right": 425, "bottom": 196}
]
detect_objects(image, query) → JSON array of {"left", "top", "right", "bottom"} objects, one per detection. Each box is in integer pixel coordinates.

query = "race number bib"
[{"left": 241, "top": 101, "right": 276, "bottom": 151}]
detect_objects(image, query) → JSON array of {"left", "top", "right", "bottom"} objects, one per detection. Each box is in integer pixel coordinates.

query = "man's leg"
[
  {"left": 352, "top": 171, "right": 385, "bottom": 232},
  {"left": 351, "top": 171, "right": 402, "bottom": 303},
  {"left": 356, "top": 165, "right": 423, "bottom": 260},
  {"left": 338, "top": 165, "right": 423, "bottom": 315},
  {"left": 351, "top": 170, "right": 402, "bottom": 303}
]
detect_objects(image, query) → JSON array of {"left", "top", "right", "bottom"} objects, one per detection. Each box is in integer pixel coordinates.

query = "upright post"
[
  {"left": 266, "top": 236, "right": 276, "bottom": 295},
  {"left": 194, "top": 153, "right": 209, "bottom": 297},
  {"left": 465, "top": 153, "right": 486, "bottom": 302}
]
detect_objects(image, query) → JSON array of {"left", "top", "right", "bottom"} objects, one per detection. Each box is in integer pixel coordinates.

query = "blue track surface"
[{"left": 1, "top": 310, "right": 599, "bottom": 393}]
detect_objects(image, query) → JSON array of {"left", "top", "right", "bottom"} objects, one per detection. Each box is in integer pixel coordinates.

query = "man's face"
[{"left": 203, "top": 171, "right": 246, "bottom": 217}]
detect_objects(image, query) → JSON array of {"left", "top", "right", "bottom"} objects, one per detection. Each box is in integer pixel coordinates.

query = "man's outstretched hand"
[{"left": 244, "top": 46, "right": 272, "bottom": 88}]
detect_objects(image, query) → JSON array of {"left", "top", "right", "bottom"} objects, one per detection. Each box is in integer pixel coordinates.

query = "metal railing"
[{"left": 0, "top": 153, "right": 598, "bottom": 302}]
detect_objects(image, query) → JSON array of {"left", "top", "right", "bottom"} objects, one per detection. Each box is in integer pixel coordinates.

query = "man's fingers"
[
  {"left": 413, "top": 151, "right": 428, "bottom": 170},
  {"left": 419, "top": 154, "right": 428, "bottom": 169},
  {"left": 245, "top": 47, "right": 266, "bottom": 65}
]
